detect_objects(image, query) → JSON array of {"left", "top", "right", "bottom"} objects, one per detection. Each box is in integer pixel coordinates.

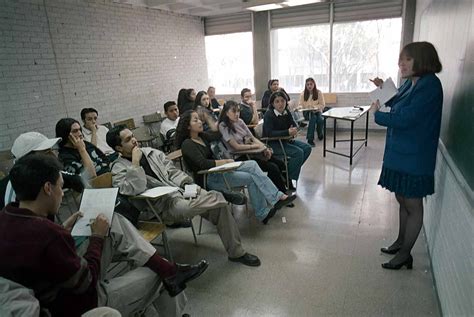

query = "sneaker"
[{"left": 308, "top": 140, "right": 315, "bottom": 147}]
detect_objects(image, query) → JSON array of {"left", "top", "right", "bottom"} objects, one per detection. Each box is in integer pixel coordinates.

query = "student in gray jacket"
[{"left": 106, "top": 126, "right": 261, "bottom": 267}]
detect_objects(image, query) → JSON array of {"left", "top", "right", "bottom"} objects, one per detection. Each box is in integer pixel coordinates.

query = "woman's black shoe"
[
  {"left": 274, "top": 194, "right": 297, "bottom": 210},
  {"left": 380, "top": 245, "right": 401, "bottom": 254},
  {"left": 382, "top": 255, "right": 413, "bottom": 270},
  {"left": 262, "top": 208, "right": 277, "bottom": 224}
]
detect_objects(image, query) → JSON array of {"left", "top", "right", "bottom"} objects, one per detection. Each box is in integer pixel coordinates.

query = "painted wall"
[{"left": 0, "top": 0, "right": 208, "bottom": 150}]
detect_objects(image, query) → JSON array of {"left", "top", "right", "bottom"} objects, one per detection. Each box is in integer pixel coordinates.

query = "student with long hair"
[
  {"left": 262, "top": 91, "right": 312, "bottom": 186},
  {"left": 219, "top": 101, "right": 288, "bottom": 193},
  {"left": 299, "top": 77, "right": 325, "bottom": 146},
  {"left": 261, "top": 79, "right": 290, "bottom": 111},
  {"left": 177, "top": 88, "right": 196, "bottom": 114},
  {"left": 194, "top": 90, "right": 218, "bottom": 131},
  {"left": 175, "top": 110, "right": 296, "bottom": 224}
]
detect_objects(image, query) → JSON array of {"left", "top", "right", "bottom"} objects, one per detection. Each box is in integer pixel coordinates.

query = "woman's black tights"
[{"left": 390, "top": 194, "right": 424, "bottom": 264}]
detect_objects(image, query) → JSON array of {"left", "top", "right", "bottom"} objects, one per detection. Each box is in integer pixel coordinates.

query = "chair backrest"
[
  {"left": 89, "top": 172, "right": 112, "bottom": 189},
  {"left": 142, "top": 112, "right": 162, "bottom": 124},
  {"left": 133, "top": 126, "right": 152, "bottom": 141},
  {"left": 114, "top": 118, "right": 136, "bottom": 130},
  {"left": 323, "top": 93, "right": 337, "bottom": 104}
]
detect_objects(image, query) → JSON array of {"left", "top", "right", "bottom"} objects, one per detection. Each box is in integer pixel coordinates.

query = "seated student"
[
  {"left": 1, "top": 132, "right": 84, "bottom": 209},
  {"left": 56, "top": 118, "right": 142, "bottom": 224},
  {"left": 262, "top": 79, "right": 306, "bottom": 128},
  {"left": 175, "top": 111, "right": 296, "bottom": 224},
  {"left": 298, "top": 77, "right": 325, "bottom": 146},
  {"left": 160, "top": 101, "right": 180, "bottom": 141},
  {"left": 80, "top": 108, "right": 118, "bottom": 161},
  {"left": 177, "top": 88, "right": 196, "bottom": 114},
  {"left": 207, "top": 86, "right": 222, "bottom": 111},
  {"left": 195, "top": 91, "right": 218, "bottom": 132},
  {"left": 239, "top": 88, "right": 259, "bottom": 126},
  {"left": 106, "top": 126, "right": 261, "bottom": 266},
  {"left": 56, "top": 118, "right": 110, "bottom": 179},
  {"left": 263, "top": 91, "right": 312, "bottom": 187},
  {"left": 218, "top": 101, "right": 288, "bottom": 193},
  {"left": 0, "top": 153, "right": 208, "bottom": 316}
]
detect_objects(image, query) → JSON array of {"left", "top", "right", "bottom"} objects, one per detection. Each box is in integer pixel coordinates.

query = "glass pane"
[
  {"left": 332, "top": 18, "right": 402, "bottom": 92},
  {"left": 271, "top": 24, "right": 330, "bottom": 93},
  {"left": 205, "top": 32, "right": 254, "bottom": 94}
]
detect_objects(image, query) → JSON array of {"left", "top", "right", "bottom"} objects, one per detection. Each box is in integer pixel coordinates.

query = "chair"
[
  {"left": 89, "top": 172, "right": 173, "bottom": 259},
  {"left": 133, "top": 126, "right": 157, "bottom": 147},
  {"left": 160, "top": 129, "right": 176, "bottom": 154},
  {"left": 114, "top": 118, "right": 136, "bottom": 130},
  {"left": 259, "top": 135, "right": 293, "bottom": 190},
  {"left": 196, "top": 164, "right": 246, "bottom": 235}
]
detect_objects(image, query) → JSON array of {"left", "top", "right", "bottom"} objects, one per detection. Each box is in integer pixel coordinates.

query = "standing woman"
[
  {"left": 263, "top": 91, "right": 312, "bottom": 187},
  {"left": 298, "top": 78, "right": 325, "bottom": 146},
  {"left": 370, "top": 42, "right": 443, "bottom": 270}
]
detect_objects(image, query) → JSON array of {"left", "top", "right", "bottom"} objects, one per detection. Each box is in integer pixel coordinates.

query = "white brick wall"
[{"left": 0, "top": 0, "right": 208, "bottom": 150}]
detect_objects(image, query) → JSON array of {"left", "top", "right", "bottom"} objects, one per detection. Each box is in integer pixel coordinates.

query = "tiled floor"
[{"left": 163, "top": 131, "right": 441, "bottom": 317}]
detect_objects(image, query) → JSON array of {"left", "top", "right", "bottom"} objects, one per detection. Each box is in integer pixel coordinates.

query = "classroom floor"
[{"left": 168, "top": 130, "right": 441, "bottom": 317}]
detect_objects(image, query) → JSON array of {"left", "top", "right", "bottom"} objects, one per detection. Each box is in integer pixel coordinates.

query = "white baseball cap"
[{"left": 11, "top": 132, "right": 62, "bottom": 159}]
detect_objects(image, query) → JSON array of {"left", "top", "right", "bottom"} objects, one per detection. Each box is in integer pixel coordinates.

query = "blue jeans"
[
  {"left": 270, "top": 139, "right": 312, "bottom": 181},
  {"left": 207, "top": 160, "right": 284, "bottom": 221},
  {"left": 307, "top": 111, "right": 324, "bottom": 142}
]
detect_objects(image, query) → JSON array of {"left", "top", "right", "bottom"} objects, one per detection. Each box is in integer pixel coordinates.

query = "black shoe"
[
  {"left": 262, "top": 207, "right": 277, "bottom": 224},
  {"left": 222, "top": 190, "right": 247, "bottom": 205},
  {"left": 166, "top": 219, "right": 192, "bottom": 229},
  {"left": 299, "top": 122, "right": 307, "bottom": 128},
  {"left": 274, "top": 194, "right": 297, "bottom": 210},
  {"left": 380, "top": 245, "right": 401, "bottom": 254},
  {"left": 288, "top": 181, "right": 296, "bottom": 192},
  {"left": 318, "top": 134, "right": 324, "bottom": 141},
  {"left": 163, "top": 260, "right": 209, "bottom": 297},
  {"left": 307, "top": 140, "right": 315, "bottom": 147},
  {"left": 228, "top": 253, "right": 261, "bottom": 267},
  {"left": 381, "top": 255, "right": 413, "bottom": 270}
]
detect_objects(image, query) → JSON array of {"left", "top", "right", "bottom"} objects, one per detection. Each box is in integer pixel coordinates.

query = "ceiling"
[{"left": 112, "top": 0, "right": 330, "bottom": 17}]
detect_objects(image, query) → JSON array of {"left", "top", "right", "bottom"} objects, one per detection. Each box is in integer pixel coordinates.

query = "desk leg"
[
  {"left": 350, "top": 121, "right": 354, "bottom": 165},
  {"left": 365, "top": 111, "right": 369, "bottom": 146},
  {"left": 323, "top": 117, "right": 327, "bottom": 157},
  {"left": 333, "top": 118, "right": 336, "bottom": 148}
]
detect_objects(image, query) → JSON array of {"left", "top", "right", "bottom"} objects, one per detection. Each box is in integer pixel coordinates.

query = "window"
[
  {"left": 332, "top": 18, "right": 402, "bottom": 92},
  {"left": 205, "top": 32, "right": 254, "bottom": 94},
  {"left": 270, "top": 17, "right": 402, "bottom": 93},
  {"left": 271, "top": 24, "right": 330, "bottom": 93}
]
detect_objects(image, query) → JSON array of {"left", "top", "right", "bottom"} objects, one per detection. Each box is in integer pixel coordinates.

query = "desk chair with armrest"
[{"left": 89, "top": 172, "right": 173, "bottom": 260}]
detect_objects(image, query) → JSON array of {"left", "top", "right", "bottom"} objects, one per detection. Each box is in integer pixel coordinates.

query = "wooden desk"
[{"left": 321, "top": 106, "right": 370, "bottom": 165}]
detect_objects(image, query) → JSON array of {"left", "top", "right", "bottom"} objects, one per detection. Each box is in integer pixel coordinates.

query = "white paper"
[
  {"left": 71, "top": 188, "right": 118, "bottom": 236},
  {"left": 208, "top": 161, "right": 243, "bottom": 172},
  {"left": 183, "top": 184, "right": 198, "bottom": 198},
  {"left": 138, "top": 186, "right": 179, "bottom": 198},
  {"left": 368, "top": 77, "right": 397, "bottom": 105}
]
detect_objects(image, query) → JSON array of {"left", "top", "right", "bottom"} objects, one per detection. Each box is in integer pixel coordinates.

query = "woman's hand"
[
  {"left": 69, "top": 133, "right": 86, "bottom": 152},
  {"left": 288, "top": 127, "right": 298, "bottom": 137},
  {"left": 63, "top": 211, "right": 83, "bottom": 231},
  {"left": 370, "top": 100, "right": 381, "bottom": 113},
  {"left": 369, "top": 77, "right": 384, "bottom": 88}
]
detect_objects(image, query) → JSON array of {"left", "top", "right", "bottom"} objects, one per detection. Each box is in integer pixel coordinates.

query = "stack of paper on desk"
[{"left": 71, "top": 188, "right": 118, "bottom": 237}]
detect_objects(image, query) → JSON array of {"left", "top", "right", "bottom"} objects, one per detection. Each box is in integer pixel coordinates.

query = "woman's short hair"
[{"left": 400, "top": 41, "right": 442, "bottom": 76}]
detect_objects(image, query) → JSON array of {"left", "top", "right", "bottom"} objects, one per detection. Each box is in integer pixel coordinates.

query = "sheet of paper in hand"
[
  {"left": 369, "top": 77, "right": 397, "bottom": 106},
  {"left": 71, "top": 188, "right": 118, "bottom": 237}
]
